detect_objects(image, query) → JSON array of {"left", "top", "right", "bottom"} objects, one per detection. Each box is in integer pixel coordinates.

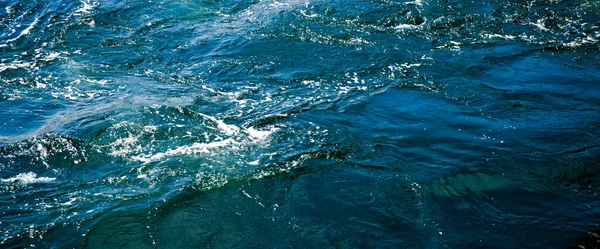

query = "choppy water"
[{"left": 1, "top": 0, "right": 599, "bottom": 248}]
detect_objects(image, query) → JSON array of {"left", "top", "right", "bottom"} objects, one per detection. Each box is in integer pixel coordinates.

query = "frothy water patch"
[
  {"left": 1, "top": 172, "right": 56, "bottom": 184},
  {"left": 3, "top": 16, "right": 40, "bottom": 44},
  {"left": 131, "top": 124, "right": 279, "bottom": 164},
  {"left": 90, "top": 104, "right": 281, "bottom": 167},
  {"left": 74, "top": 0, "right": 98, "bottom": 15}
]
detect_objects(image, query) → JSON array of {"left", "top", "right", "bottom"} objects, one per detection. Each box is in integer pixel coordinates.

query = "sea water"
[{"left": 0, "top": 0, "right": 599, "bottom": 248}]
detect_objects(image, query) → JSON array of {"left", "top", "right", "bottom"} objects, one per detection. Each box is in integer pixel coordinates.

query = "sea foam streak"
[{"left": 2, "top": 172, "right": 56, "bottom": 184}]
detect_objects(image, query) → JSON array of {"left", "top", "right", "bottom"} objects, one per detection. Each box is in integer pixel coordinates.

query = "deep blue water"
[{"left": 1, "top": 0, "right": 599, "bottom": 248}]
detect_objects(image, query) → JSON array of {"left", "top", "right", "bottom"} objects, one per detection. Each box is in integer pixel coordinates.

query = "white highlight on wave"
[
  {"left": 394, "top": 14, "right": 427, "bottom": 31},
  {"left": 0, "top": 60, "right": 35, "bottom": 73},
  {"left": 530, "top": 19, "right": 549, "bottom": 32},
  {"left": 1, "top": 172, "right": 56, "bottom": 184},
  {"left": 4, "top": 16, "right": 40, "bottom": 44},
  {"left": 74, "top": 0, "right": 98, "bottom": 15},
  {"left": 127, "top": 114, "right": 279, "bottom": 164},
  {"left": 0, "top": 50, "right": 63, "bottom": 75},
  {"left": 132, "top": 138, "right": 236, "bottom": 163},
  {"left": 199, "top": 113, "right": 241, "bottom": 136},
  {"left": 481, "top": 33, "right": 517, "bottom": 40},
  {"left": 406, "top": 0, "right": 424, "bottom": 6}
]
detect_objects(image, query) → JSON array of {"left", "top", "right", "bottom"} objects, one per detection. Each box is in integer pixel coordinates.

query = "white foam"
[
  {"left": 530, "top": 19, "right": 549, "bottom": 32},
  {"left": 39, "top": 52, "right": 61, "bottom": 62},
  {"left": 199, "top": 113, "right": 240, "bottom": 135},
  {"left": 75, "top": 0, "right": 97, "bottom": 15},
  {"left": 394, "top": 24, "right": 420, "bottom": 30},
  {"left": 2, "top": 172, "right": 56, "bottom": 184},
  {"left": 132, "top": 125, "right": 278, "bottom": 164},
  {"left": 216, "top": 120, "right": 240, "bottom": 135},
  {"left": 36, "top": 143, "right": 48, "bottom": 158},
  {"left": 5, "top": 16, "right": 40, "bottom": 43},
  {"left": 143, "top": 126, "right": 158, "bottom": 132},
  {"left": 564, "top": 35, "right": 598, "bottom": 48},
  {"left": 481, "top": 33, "right": 516, "bottom": 40},
  {"left": 84, "top": 78, "right": 110, "bottom": 85},
  {"left": 168, "top": 139, "right": 236, "bottom": 155},
  {"left": 36, "top": 81, "right": 47, "bottom": 89},
  {"left": 406, "top": 0, "right": 424, "bottom": 6},
  {"left": 61, "top": 197, "right": 78, "bottom": 206},
  {"left": 0, "top": 61, "right": 35, "bottom": 73},
  {"left": 132, "top": 139, "right": 237, "bottom": 163},
  {"left": 401, "top": 63, "right": 421, "bottom": 68},
  {"left": 109, "top": 134, "right": 140, "bottom": 157},
  {"left": 246, "top": 127, "right": 277, "bottom": 140},
  {"left": 300, "top": 10, "right": 319, "bottom": 18}
]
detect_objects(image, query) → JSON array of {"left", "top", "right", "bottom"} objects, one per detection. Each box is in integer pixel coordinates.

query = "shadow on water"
[{"left": 61, "top": 157, "right": 433, "bottom": 249}]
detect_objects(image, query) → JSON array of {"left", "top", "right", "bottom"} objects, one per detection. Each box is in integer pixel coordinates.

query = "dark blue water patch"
[
  {"left": 7, "top": 158, "right": 430, "bottom": 249},
  {"left": 431, "top": 187, "right": 597, "bottom": 248}
]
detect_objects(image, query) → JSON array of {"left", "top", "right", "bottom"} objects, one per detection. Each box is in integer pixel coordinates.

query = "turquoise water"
[{"left": 1, "top": 0, "right": 599, "bottom": 248}]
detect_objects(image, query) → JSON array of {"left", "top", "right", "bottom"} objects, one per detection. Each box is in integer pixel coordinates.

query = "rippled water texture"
[{"left": 1, "top": 0, "right": 599, "bottom": 248}]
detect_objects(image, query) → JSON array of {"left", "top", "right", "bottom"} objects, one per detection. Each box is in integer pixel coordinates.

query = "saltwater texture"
[{"left": 0, "top": 0, "right": 599, "bottom": 248}]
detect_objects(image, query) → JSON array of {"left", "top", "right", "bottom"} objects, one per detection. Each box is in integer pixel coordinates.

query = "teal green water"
[{"left": 1, "top": 0, "right": 599, "bottom": 248}]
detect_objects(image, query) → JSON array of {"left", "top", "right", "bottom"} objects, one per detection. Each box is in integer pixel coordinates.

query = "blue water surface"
[{"left": 1, "top": 0, "right": 599, "bottom": 248}]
